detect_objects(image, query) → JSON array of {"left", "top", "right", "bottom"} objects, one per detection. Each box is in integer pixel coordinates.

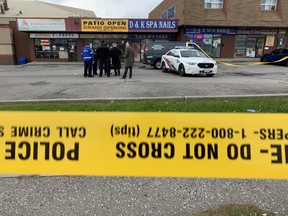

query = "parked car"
[
  {"left": 143, "top": 41, "right": 200, "bottom": 69},
  {"left": 161, "top": 48, "right": 217, "bottom": 77},
  {"left": 260, "top": 48, "right": 288, "bottom": 66}
]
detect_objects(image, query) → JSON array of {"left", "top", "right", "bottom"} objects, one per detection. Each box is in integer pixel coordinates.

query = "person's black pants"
[
  {"left": 92, "top": 60, "right": 98, "bottom": 75},
  {"left": 99, "top": 59, "right": 110, "bottom": 77},
  {"left": 84, "top": 60, "right": 93, "bottom": 77},
  {"left": 114, "top": 63, "right": 121, "bottom": 76}
]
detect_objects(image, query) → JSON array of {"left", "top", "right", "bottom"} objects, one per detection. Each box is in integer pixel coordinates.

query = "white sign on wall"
[
  {"left": 30, "top": 33, "right": 79, "bottom": 38},
  {"left": 17, "top": 19, "right": 66, "bottom": 31}
]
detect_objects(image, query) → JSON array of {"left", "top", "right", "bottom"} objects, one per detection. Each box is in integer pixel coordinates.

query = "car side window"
[
  {"left": 174, "top": 50, "right": 180, "bottom": 57},
  {"left": 272, "top": 49, "right": 282, "bottom": 54},
  {"left": 166, "top": 51, "right": 174, "bottom": 56},
  {"left": 282, "top": 49, "right": 288, "bottom": 54}
]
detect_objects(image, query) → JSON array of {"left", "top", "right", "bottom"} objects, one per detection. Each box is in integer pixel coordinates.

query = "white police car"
[{"left": 161, "top": 48, "right": 217, "bottom": 77}]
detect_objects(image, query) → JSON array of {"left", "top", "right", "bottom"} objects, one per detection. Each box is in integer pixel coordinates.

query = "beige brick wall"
[
  {"left": 0, "top": 28, "right": 13, "bottom": 44},
  {"left": 149, "top": 0, "right": 288, "bottom": 27},
  {"left": 0, "top": 44, "right": 14, "bottom": 55},
  {"left": 0, "top": 28, "right": 14, "bottom": 56}
]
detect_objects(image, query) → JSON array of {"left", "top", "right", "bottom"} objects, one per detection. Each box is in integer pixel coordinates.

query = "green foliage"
[{"left": 192, "top": 204, "right": 272, "bottom": 216}]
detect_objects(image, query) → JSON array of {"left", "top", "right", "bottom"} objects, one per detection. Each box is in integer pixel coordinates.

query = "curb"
[{"left": 0, "top": 94, "right": 288, "bottom": 104}]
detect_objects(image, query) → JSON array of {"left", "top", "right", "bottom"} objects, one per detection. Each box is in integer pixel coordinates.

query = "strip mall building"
[
  {"left": 1, "top": 0, "right": 288, "bottom": 65},
  {"left": 149, "top": 0, "right": 288, "bottom": 58},
  {"left": 0, "top": 0, "right": 179, "bottom": 64},
  {"left": 10, "top": 18, "right": 178, "bottom": 64}
]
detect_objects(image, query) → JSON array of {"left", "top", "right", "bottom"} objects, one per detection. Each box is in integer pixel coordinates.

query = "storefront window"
[
  {"left": 84, "top": 39, "right": 125, "bottom": 57},
  {"left": 35, "top": 38, "right": 69, "bottom": 59},
  {"left": 185, "top": 34, "right": 221, "bottom": 58},
  {"left": 234, "top": 35, "right": 265, "bottom": 58}
]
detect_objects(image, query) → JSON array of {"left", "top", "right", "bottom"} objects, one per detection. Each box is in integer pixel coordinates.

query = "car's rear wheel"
[
  {"left": 153, "top": 59, "right": 162, "bottom": 70},
  {"left": 178, "top": 64, "right": 185, "bottom": 77},
  {"left": 161, "top": 62, "right": 168, "bottom": 72}
]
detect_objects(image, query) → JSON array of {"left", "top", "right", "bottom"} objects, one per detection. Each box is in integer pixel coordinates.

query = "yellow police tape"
[
  {"left": 194, "top": 43, "right": 288, "bottom": 67},
  {"left": 1, "top": 111, "right": 288, "bottom": 179}
]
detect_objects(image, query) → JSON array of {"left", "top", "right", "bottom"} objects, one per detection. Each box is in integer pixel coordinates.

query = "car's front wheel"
[
  {"left": 178, "top": 64, "right": 186, "bottom": 77},
  {"left": 161, "top": 62, "right": 168, "bottom": 72},
  {"left": 261, "top": 57, "right": 267, "bottom": 62}
]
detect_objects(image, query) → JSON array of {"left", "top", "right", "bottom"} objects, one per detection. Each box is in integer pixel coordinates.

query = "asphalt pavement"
[{"left": 1, "top": 57, "right": 287, "bottom": 103}]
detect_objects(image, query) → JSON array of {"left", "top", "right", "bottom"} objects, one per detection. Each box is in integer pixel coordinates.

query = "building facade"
[
  {"left": 0, "top": 0, "right": 95, "bottom": 65},
  {"left": 0, "top": 1, "right": 179, "bottom": 64},
  {"left": 149, "top": 0, "right": 288, "bottom": 58},
  {"left": 10, "top": 18, "right": 178, "bottom": 64}
]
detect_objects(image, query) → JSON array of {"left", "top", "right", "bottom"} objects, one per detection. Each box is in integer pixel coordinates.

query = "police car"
[{"left": 161, "top": 47, "right": 217, "bottom": 77}]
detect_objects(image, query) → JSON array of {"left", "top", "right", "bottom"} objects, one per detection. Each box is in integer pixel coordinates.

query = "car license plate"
[{"left": 204, "top": 69, "right": 211, "bottom": 73}]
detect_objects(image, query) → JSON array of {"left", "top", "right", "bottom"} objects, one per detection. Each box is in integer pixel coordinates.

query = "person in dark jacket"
[
  {"left": 92, "top": 48, "right": 98, "bottom": 76},
  {"left": 110, "top": 43, "right": 122, "bottom": 76},
  {"left": 96, "top": 40, "right": 111, "bottom": 77},
  {"left": 81, "top": 43, "right": 94, "bottom": 77}
]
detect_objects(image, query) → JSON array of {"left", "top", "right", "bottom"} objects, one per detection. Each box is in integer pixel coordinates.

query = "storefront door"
[
  {"left": 245, "top": 36, "right": 257, "bottom": 57},
  {"left": 212, "top": 35, "right": 221, "bottom": 58},
  {"left": 256, "top": 37, "right": 265, "bottom": 57},
  {"left": 68, "top": 41, "right": 77, "bottom": 62}
]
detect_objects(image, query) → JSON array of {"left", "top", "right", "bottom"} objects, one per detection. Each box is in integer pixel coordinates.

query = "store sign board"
[
  {"left": 30, "top": 33, "right": 79, "bottom": 39},
  {"left": 1, "top": 111, "right": 288, "bottom": 180},
  {"left": 17, "top": 19, "right": 66, "bottom": 31},
  {"left": 186, "top": 28, "right": 236, "bottom": 34},
  {"left": 128, "top": 34, "right": 176, "bottom": 41},
  {"left": 128, "top": 19, "right": 177, "bottom": 32},
  {"left": 237, "top": 29, "right": 277, "bottom": 35},
  {"left": 81, "top": 19, "right": 128, "bottom": 32}
]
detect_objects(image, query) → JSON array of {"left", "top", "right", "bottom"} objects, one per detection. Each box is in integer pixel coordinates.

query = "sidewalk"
[
  {"left": 215, "top": 57, "right": 259, "bottom": 63},
  {"left": 25, "top": 57, "right": 260, "bottom": 66}
]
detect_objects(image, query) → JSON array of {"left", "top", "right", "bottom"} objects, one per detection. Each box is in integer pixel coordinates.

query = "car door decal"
[{"left": 163, "top": 57, "right": 177, "bottom": 71}]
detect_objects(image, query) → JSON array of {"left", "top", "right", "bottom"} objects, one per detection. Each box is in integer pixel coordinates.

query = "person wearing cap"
[
  {"left": 81, "top": 43, "right": 94, "bottom": 77},
  {"left": 110, "top": 43, "right": 122, "bottom": 76},
  {"left": 96, "top": 40, "right": 111, "bottom": 77}
]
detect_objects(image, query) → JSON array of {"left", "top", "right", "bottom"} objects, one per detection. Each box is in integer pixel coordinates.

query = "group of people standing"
[{"left": 81, "top": 40, "right": 134, "bottom": 79}]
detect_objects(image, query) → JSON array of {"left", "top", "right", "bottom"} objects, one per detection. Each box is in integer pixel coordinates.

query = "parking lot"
[
  {"left": 0, "top": 61, "right": 288, "bottom": 216},
  {"left": 0, "top": 60, "right": 287, "bottom": 102}
]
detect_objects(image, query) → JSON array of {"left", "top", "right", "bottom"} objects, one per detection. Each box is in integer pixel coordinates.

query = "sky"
[{"left": 40, "top": 0, "right": 163, "bottom": 18}]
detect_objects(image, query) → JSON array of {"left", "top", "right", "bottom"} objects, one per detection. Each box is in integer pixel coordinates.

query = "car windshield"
[{"left": 180, "top": 50, "right": 206, "bottom": 58}]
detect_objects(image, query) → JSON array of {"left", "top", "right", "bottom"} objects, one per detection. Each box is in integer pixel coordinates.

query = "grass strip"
[{"left": 0, "top": 97, "right": 287, "bottom": 112}]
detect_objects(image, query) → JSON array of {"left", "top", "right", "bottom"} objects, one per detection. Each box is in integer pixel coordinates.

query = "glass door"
[
  {"left": 203, "top": 34, "right": 213, "bottom": 56},
  {"left": 256, "top": 37, "right": 265, "bottom": 57},
  {"left": 212, "top": 35, "right": 221, "bottom": 58},
  {"left": 245, "top": 36, "right": 257, "bottom": 58},
  {"left": 68, "top": 40, "right": 77, "bottom": 62}
]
